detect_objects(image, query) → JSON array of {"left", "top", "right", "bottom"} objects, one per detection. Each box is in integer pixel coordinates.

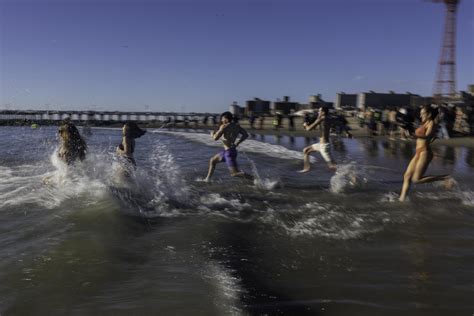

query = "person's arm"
[
  {"left": 235, "top": 126, "right": 248, "bottom": 147},
  {"left": 416, "top": 122, "right": 435, "bottom": 140},
  {"left": 117, "top": 136, "right": 130, "bottom": 154},
  {"left": 304, "top": 116, "right": 323, "bottom": 131},
  {"left": 211, "top": 123, "right": 227, "bottom": 141}
]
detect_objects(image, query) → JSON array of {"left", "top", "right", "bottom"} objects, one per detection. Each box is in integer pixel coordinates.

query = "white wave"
[
  {"left": 380, "top": 192, "right": 402, "bottom": 203},
  {"left": 0, "top": 149, "right": 113, "bottom": 210},
  {"left": 199, "top": 193, "right": 251, "bottom": 212},
  {"left": 202, "top": 262, "right": 245, "bottom": 316},
  {"left": 260, "top": 202, "right": 392, "bottom": 240},
  {"left": 459, "top": 190, "right": 474, "bottom": 206},
  {"left": 330, "top": 163, "right": 368, "bottom": 194}
]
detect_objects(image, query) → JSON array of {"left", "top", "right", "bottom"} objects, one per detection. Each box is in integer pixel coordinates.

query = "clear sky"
[{"left": 1, "top": 0, "right": 473, "bottom": 112}]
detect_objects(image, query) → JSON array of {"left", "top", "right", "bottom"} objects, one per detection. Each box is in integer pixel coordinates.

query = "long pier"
[{"left": 0, "top": 110, "right": 219, "bottom": 125}]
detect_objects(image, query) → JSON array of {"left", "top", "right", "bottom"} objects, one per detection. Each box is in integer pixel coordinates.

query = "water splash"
[
  {"left": 330, "top": 163, "right": 368, "bottom": 194},
  {"left": 242, "top": 152, "right": 280, "bottom": 190},
  {"left": 0, "top": 149, "right": 111, "bottom": 209}
]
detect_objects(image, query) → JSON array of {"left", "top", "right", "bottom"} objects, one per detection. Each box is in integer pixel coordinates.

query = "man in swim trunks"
[
  {"left": 299, "top": 106, "right": 337, "bottom": 173},
  {"left": 204, "top": 112, "right": 253, "bottom": 182}
]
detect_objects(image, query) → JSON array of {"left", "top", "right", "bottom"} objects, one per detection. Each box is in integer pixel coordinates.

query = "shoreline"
[{"left": 3, "top": 120, "right": 474, "bottom": 148}]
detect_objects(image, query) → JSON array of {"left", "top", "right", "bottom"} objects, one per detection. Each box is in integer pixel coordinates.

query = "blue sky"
[{"left": 1, "top": 0, "right": 473, "bottom": 112}]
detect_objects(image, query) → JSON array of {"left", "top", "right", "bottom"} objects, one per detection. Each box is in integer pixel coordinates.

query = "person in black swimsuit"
[{"left": 116, "top": 122, "right": 146, "bottom": 170}]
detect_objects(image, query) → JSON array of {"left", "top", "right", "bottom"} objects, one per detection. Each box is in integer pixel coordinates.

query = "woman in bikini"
[
  {"left": 399, "top": 105, "right": 452, "bottom": 202},
  {"left": 116, "top": 122, "right": 146, "bottom": 171},
  {"left": 58, "top": 121, "right": 87, "bottom": 165}
]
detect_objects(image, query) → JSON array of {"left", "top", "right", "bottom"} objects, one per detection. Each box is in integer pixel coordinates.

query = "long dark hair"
[
  {"left": 124, "top": 122, "right": 146, "bottom": 139},
  {"left": 220, "top": 111, "right": 234, "bottom": 122},
  {"left": 421, "top": 104, "right": 439, "bottom": 121}
]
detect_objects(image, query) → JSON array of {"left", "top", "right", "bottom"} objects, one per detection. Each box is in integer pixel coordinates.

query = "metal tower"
[{"left": 432, "top": 0, "right": 460, "bottom": 102}]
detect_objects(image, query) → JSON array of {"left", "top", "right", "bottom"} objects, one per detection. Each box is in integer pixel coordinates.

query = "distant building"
[
  {"left": 335, "top": 92, "right": 358, "bottom": 109},
  {"left": 299, "top": 94, "right": 333, "bottom": 110},
  {"left": 245, "top": 98, "right": 271, "bottom": 115},
  {"left": 272, "top": 96, "right": 299, "bottom": 115},
  {"left": 468, "top": 84, "right": 474, "bottom": 96},
  {"left": 410, "top": 95, "right": 433, "bottom": 108},
  {"left": 229, "top": 102, "right": 245, "bottom": 117},
  {"left": 357, "top": 91, "right": 421, "bottom": 110},
  {"left": 459, "top": 84, "right": 474, "bottom": 108}
]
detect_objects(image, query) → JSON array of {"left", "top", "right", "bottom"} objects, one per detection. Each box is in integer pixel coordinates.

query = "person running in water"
[
  {"left": 399, "top": 105, "right": 454, "bottom": 202},
  {"left": 116, "top": 122, "right": 146, "bottom": 170},
  {"left": 57, "top": 120, "right": 87, "bottom": 165},
  {"left": 299, "top": 106, "right": 337, "bottom": 173},
  {"left": 204, "top": 112, "right": 253, "bottom": 182}
]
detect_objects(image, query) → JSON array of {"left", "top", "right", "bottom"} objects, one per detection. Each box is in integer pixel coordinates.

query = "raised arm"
[
  {"left": 305, "top": 116, "right": 323, "bottom": 131},
  {"left": 418, "top": 121, "right": 435, "bottom": 140},
  {"left": 117, "top": 136, "right": 131, "bottom": 155},
  {"left": 211, "top": 123, "right": 227, "bottom": 141}
]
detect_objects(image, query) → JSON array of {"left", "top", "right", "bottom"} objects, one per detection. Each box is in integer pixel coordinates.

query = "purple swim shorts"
[{"left": 219, "top": 147, "right": 238, "bottom": 168}]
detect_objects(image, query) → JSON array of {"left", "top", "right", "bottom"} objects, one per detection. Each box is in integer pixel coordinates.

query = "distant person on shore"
[
  {"left": 248, "top": 112, "right": 256, "bottom": 129},
  {"left": 453, "top": 106, "right": 470, "bottom": 136},
  {"left": 116, "top": 122, "right": 146, "bottom": 170},
  {"left": 365, "top": 109, "right": 377, "bottom": 136},
  {"left": 204, "top": 112, "right": 253, "bottom": 182},
  {"left": 258, "top": 116, "right": 265, "bottom": 130},
  {"left": 399, "top": 105, "right": 454, "bottom": 202},
  {"left": 381, "top": 109, "right": 390, "bottom": 136},
  {"left": 299, "top": 107, "right": 337, "bottom": 173},
  {"left": 57, "top": 120, "right": 87, "bottom": 165},
  {"left": 388, "top": 107, "right": 398, "bottom": 140},
  {"left": 273, "top": 112, "right": 283, "bottom": 130},
  {"left": 334, "top": 111, "right": 352, "bottom": 138},
  {"left": 288, "top": 111, "right": 295, "bottom": 131},
  {"left": 437, "top": 107, "right": 450, "bottom": 139},
  {"left": 397, "top": 107, "right": 415, "bottom": 140}
]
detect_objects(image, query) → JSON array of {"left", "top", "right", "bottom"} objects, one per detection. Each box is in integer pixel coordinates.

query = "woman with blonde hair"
[
  {"left": 399, "top": 105, "right": 453, "bottom": 202},
  {"left": 57, "top": 121, "right": 87, "bottom": 165}
]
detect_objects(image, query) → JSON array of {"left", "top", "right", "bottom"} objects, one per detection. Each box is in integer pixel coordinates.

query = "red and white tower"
[{"left": 432, "top": 0, "right": 460, "bottom": 102}]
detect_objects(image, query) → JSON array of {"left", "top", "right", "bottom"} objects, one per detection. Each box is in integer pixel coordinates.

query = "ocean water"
[{"left": 0, "top": 126, "right": 473, "bottom": 315}]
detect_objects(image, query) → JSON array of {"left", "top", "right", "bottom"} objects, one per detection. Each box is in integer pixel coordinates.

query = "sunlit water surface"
[{"left": 1, "top": 126, "right": 473, "bottom": 315}]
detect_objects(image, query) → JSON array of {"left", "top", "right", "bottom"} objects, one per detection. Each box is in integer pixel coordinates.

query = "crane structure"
[{"left": 432, "top": 0, "right": 460, "bottom": 102}]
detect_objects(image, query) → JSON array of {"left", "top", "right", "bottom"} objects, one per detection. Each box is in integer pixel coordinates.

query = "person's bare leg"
[
  {"left": 204, "top": 154, "right": 221, "bottom": 182},
  {"left": 411, "top": 151, "right": 450, "bottom": 185},
  {"left": 399, "top": 155, "right": 417, "bottom": 202},
  {"left": 299, "top": 146, "right": 315, "bottom": 173}
]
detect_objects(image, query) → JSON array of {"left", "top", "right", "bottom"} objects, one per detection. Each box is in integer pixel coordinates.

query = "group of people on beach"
[
  {"left": 359, "top": 105, "right": 473, "bottom": 140},
  {"left": 56, "top": 104, "right": 453, "bottom": 202}
]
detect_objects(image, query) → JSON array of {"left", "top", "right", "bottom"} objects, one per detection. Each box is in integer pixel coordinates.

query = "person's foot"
[
  {"left": 203, "top": 177, "right": 210, "bottom": 183},
  {"left": 298, "top": 168, "right": 311, "bottom": 173}
]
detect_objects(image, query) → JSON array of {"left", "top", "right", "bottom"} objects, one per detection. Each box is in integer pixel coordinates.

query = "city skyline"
[{"left": 1, "top": 0, "right": 473, "bottom": 112}]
